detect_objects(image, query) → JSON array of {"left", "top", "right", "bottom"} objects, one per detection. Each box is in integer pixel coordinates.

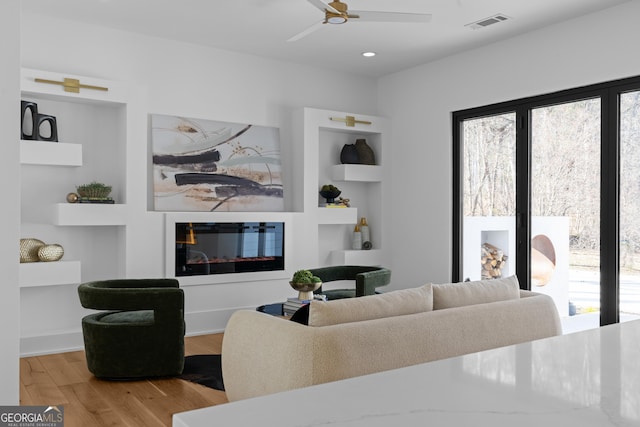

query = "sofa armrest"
[
  {"left": 519, "top": 290, "right": 563, "bottom": 335},
  {"left": 222, "top": 310, "right": 317, "bottom": 401}
]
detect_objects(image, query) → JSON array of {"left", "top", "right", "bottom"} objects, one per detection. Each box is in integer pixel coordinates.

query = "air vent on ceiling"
[{"left": 466, "top": 14, "right": 510, "bottom": 30}]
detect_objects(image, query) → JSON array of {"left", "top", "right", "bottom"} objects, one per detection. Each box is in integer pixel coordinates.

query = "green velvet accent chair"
[
  {"left": 310, "top": 265, "right": 391, "bottom": 300},
  {"left": 78, "top": 278, "right": 185, "bottom": 379}
]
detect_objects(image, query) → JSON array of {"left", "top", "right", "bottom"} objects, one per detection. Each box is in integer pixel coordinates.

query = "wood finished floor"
[{"left": 20, "top": 333, "right": 228, "bottom": 427}]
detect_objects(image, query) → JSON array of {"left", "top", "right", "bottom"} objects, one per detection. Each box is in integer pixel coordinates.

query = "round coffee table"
[{"left": 256, "top": 302, "right": 284, "bottom": 316}]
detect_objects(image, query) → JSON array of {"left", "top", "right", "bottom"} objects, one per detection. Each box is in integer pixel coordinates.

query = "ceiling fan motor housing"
[{"left": 326, "top": 0, "right": 348, "bottom": 23}]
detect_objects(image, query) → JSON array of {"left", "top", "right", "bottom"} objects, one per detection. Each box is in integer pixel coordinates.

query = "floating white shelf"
[
  {"left": 330, "top": 249, "right": 383, "bottom": 266},
  {"left": 317, "top": 207, "right": 357, "bottom": 225},
  {"left": 19, "top": 260, "right": 81, "bottom": 288},
  {"left": 51, "top": 203, "right": 127, "bottom": 226},
  {"left": 20, "top": 140, "right": 82, "bottom": 166},
  {"left": 331, "top": 164, "right": 382, "bottom": 182}
]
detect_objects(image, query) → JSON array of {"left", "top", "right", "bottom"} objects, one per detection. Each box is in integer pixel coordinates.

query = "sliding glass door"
[
  {"left": 460, "top": 113, "right": 516, "bottom": 282},
  {"left": 531, "top": 98, "right": 601, "bottom": 332},
  {"left": 620, "top": 90, "right": 640, "bottom": 323},
  {"left": 454, "top": 75, "right": 640, "bottom": 332}
]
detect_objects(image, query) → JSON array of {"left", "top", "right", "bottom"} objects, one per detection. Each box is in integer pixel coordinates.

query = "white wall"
[
  {"left": 19, "top": 13, "right": 379, "bottom": 351},
  {"left": 378, "top": 1, "right": 640, "bottom": 289},
  {"left": 1, "top": 0, "right": 21, "bottom": 405}
]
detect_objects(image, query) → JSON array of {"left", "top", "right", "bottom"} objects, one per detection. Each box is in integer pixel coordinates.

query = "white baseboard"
[
  {"left": 20, "top": 331, "right": 84, "bottom": 357},
  {"left": 19, "top": 307, "right": 250, "bottom": 357},
  {"left": 184, "top": 306, "right": 249, "bottom": 336}
]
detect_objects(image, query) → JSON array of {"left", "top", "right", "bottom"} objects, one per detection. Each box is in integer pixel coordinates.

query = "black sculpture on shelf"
[
  {"left": 20, "top": 100, "right": 59, "bottom": 142},
  {"left": 21, "top": 100, "right": 38, "bottom": 140},
  {"left": 36, "top": 114, "right": 58, "bottom": 142}
]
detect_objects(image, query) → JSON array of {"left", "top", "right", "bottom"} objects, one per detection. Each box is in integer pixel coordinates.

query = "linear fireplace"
[
  {"left": 175, "top": 221, "right": 284, "bottom": 277},
  {"left": 165, "top": 213, "right": 292, "bottom": 285}
]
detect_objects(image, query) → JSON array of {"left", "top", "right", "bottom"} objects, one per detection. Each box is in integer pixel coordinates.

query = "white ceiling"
[{"left": 21, "top": 0, "right": 630, "bottom": 77}]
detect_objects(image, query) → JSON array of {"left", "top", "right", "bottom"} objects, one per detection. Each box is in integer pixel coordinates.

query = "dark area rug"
[{"left": 178, "top": 354, "right": 225, "bottom": 391}]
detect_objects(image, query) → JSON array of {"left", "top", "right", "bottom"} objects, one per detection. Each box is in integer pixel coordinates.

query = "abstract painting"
[{"left": 151, "top": 114, "right": 284, "bottom": 212}]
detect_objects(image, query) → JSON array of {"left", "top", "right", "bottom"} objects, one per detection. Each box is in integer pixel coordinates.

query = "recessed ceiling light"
[{"left": 362, "top": 52, "right": 376, "bottom": 57}]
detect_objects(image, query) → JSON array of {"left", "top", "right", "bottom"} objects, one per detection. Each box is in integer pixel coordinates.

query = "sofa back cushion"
[
  {"left": 308, "top": 284, "right": 433, "bottom": 327},
  {"left": 432, "top": 275, "right": 520, "bottom": 310}
]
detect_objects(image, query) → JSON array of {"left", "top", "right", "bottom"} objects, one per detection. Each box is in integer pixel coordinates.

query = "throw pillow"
[
  {"left": 432, "top": 275, "right": 520, "bottom": 310},
  {"left": 307, "top": 284, "right": 433, "bottom": 327}
]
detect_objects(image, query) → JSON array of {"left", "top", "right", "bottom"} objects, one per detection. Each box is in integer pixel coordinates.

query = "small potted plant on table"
[{"left": 289, "top": 269, "right": 322, "bottom": 301}]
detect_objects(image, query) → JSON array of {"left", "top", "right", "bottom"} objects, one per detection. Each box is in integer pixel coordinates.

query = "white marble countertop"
[{"left": 174, "top": 319, "right": 640, "bottom": 426}]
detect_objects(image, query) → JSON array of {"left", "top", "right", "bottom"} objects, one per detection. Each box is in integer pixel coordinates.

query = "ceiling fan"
[{"left": 288, "top": 0, "right": 432, "bottom": 42}]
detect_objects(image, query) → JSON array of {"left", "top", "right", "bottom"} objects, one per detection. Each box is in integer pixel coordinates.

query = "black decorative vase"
[
  {"left": 21, "top": 100, "right": 38, "bottom": 140},
  {"left": 355, "top": 139, "right": 375, "bottom": 165},
  {"left": 36, "top": 114, "right": 58, "bottom": 142},
  {"left": 340, "top": 144, "right": 359, "bottom": 164}
]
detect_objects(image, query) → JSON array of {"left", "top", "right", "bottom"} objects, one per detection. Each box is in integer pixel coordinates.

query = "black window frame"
[{"left": 452, "top": 74, "right": 640, "bottom": 326}]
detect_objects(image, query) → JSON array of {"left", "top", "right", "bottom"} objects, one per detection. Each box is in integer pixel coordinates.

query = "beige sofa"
[{"left": 221, "top": 276, "right": 562, "bottom": 401}]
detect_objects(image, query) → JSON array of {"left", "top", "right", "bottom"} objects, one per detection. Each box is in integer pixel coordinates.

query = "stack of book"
[{"left": 283, "top": 297, "right": 311, "bottom": 317}]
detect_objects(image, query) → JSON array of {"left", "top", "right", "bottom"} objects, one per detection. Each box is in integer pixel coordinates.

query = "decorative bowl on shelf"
[
  {"left": 38, "top": 244, "right": 64, "bottom": 262},
  {"left": 319, "top": 189, "right": 341, "bottom": 204},
  {"left": 290, "top": 281, "right": 322, "bottom": 301},
  {"left": 20, "top": 238, "right": 45, "bottom": 263}
]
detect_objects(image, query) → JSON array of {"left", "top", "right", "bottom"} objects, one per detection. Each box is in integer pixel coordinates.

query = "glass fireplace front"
[{"left": 175, "top": 222, "right": 284, "bottom": 276}]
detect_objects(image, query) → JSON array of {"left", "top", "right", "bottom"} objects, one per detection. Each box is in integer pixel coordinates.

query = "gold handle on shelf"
[
  {"left": 34, "top": 77, "right": 109, "bottom": 93},
  {"left": 330, "top": 115, "right": 372, "bottom": 127}
]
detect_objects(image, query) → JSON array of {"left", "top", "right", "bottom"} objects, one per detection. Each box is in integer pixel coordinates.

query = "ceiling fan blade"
[
  {"left": 307, "top": 0, "right": 340, "bottom": 15},
  {"left": 349, "top": 10, "right": 432, "bottom": 23},
  {"left": 287, "top": 21, "right": 325, "bottom": 42}
]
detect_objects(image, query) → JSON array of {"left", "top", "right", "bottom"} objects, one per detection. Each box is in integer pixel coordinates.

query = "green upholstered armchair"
[
  {"left": 309, "top": 265, "right": 391, "bottom": 300},
  {"left": 78, "top": 278, "right": 185, "bottom": 379}
]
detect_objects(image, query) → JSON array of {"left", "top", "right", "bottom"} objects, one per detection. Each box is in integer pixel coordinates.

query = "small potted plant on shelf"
[
  {"left": 74, "top": 181, "right": 114, "bottom": 204},
  {"left": 319, "top": 184, "right": 341, "bottom": 205},
  {"left": 289, "top": 269, "right": 322, "bottom": 301}
]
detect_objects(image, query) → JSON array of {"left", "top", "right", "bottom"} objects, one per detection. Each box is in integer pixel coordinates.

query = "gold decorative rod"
[
  {"left": 330, "top": 115, "right": 372, "bottom": 127},
  {"left": 34, "top": 77, "right": 109, "bottom": 93}
]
